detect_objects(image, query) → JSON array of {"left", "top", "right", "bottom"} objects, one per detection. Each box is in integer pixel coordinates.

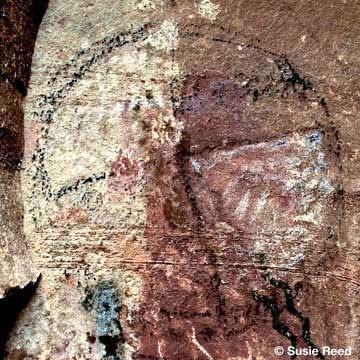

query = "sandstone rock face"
[
  {"left": 0, "top": 0, "right": 46, "bottom": 327},
  {"left": 5, "top": 0, "right": 360, "bottom": 359},
  {"left": 0, "top": 0, "right": 47, "bottom": 355}
]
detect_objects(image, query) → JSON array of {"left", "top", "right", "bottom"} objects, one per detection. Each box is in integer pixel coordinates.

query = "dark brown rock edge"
[{"left": 0, "top": 0, "right": 47, "bottom": 354}]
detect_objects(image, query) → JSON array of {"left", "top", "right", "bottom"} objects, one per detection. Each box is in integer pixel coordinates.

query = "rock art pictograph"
[{"left": 2, "top": 1, "right": 360, "bottom": 359}]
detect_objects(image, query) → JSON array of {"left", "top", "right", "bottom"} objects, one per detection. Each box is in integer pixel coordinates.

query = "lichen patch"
[{"left": 196, "top": 0, "right": 221, "bottom": 21}]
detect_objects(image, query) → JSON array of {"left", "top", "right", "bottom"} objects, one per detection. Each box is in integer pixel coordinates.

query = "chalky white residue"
[
  {"left": 136, "top": 0, "right": 156, "bottom": 11},
  {"left": 285, "top": 253, "right": 305, "bottom": 268},
  {"left": 158, "top": 340, "right": 165, "bottom": 359},
  {"left": 151, "top": 113, "right": 182, "bottom": 145},
  {"left": 191, "top": 327, "right": 214, "bottom": 360},
  {"left": 197, "top": 0, "right": 221, "bottom": 21},
  {"left": 235, "top": 191, "right": 250, "bottom": 218},
  {"left": 191, "top": 159, "right": 202, "bottom": 174},
  {"left": 145, "top": 20, "right": 179, "bottom": 52},
  {"left": 295, "top": 203, "right": 323, "bottom": 225},
  {"left": 255, "top": 190, "right": 269, "bottom": 214}
]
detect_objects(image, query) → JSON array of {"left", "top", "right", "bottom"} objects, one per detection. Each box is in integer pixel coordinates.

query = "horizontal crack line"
[{"left": 36, "top": 261, "right": 360, "bottom": 286}]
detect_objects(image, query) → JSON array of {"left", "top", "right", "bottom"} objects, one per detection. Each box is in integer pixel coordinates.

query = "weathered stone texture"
[
  {"left": 0, "top": 0, "right": 46, "bottom": 306},
  {"left": 0, "top": 0, "right": 48, "bottom": 93},
  {"left": 0, "top": 81, "right": 24, "bottom": 170},
  {"left": 5, "top": 0, "right": 360, "bottom": 359}
]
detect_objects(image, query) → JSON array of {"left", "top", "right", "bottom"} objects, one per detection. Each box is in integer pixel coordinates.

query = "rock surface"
[
  {"left": 4, "top": 0, "right": 360, "bottom": 359},
  {"left": 0, "top": 0, "right": 46, "bottom": 312},
  {"left": 0, "top": 0, "right": 47, "bottom": 356}
]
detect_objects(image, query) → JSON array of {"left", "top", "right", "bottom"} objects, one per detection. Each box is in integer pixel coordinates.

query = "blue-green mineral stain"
[
  {"left": 95, "top": 282, "right": 121, "bottom": 337},
  {"left": 82, "top": 281, "right": 123, "bottom": 359}
]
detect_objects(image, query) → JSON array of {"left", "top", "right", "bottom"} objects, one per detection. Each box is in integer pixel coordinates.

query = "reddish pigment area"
[
  {"left": 185, "top": 140, "right": 304, "bottom": 231},
  {"left": 143, "top": 149, "right": 197, "bottom": 233},
  {"left": 128, "top": 73, "right": 336, "bottom": 359},
  {"left": 176, "top": 73, "right": 247, "bottom": 154},
  {"left": 107, "top": 153, "right": 140, "bottom": 201},
  {"left": 133, "top": 267, "right": 274, "bottom": 359}
]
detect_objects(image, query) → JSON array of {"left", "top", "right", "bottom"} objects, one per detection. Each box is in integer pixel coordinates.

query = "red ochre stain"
[
  {"left": 110, "top": 154, "right": 139, "bottom": 178},
  {"left": 107, "top": 153, "right": 140, "bottom": 201},
  {"left": 176, "top": 72, "right": 247, "bottom": 154},
  {"left": 124, "top": 72, "right": 330, "bottom": 359},
  {"left": 125, "top": 73, "right": 259, "bottom": 359}
]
